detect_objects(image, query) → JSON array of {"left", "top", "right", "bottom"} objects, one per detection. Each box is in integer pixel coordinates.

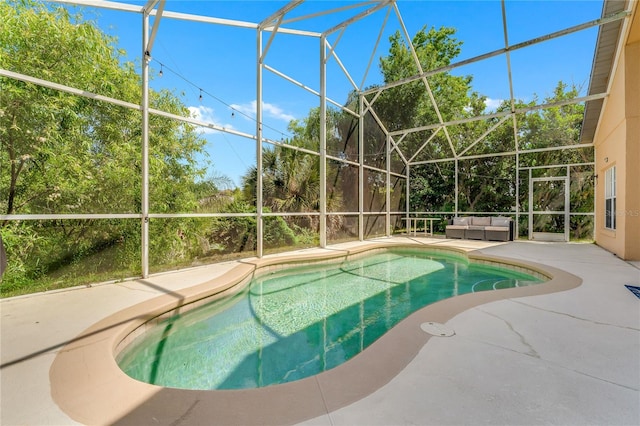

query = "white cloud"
[
  {"left": 263, "top": 102, "right": 296, "bottom": 122},
  {"left": 484, "top": 98, "right": 504, "bottom": 112},
  {"left": 189, "top": 105, "right": 215, "bottom": 122},
  {"left": 188, "top": 105, "right": 233, "bottom": 134},
  {"left": 228, "top": 101, "right": 255, "bottom": 119},
  {"left": 230, "top": 100, "right": 296, "bottom": 122}
]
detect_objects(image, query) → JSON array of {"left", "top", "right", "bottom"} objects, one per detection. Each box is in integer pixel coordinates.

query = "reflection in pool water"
[{"left": 117, "top": 248, "right": 543, "bottom": 390}]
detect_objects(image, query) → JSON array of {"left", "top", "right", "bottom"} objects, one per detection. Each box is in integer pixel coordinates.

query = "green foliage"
[
  {"left": 518, "top": 82, "right": 589, "bottom": 166},
  {"left": 375, "top": 29, "right": 594, "bottom": 232},
  {"left": 1, "top": 0, "right": 139, "bottom": 220},
  {"left": 375, "top": 26, "right": 472, "bottom": 132},
  {"left": 264, "top": 215, "right": 298, "bottom": 249},
  {"left": 208, "top": 202, "right": 257, "bottom": 254},
  {"left": 0, "top": 0, "right": 223, "bottom": 294},
  {"left": 410, "top": 163, "right": 455, "bottom": 212},
  {"left": 0, "top": 4, "right": 596, "bottom": 295},
  {"left": 205, "top": 202, "right": 298, "bottom": 254},
  {"left": 0, "top": 219, "right": 140, "bottom": 296}
]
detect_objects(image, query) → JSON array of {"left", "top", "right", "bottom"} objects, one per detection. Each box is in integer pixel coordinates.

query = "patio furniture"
[
  {"left": 445, "top": 217, "right": 470, "bottom": 239},
  {"left": 466, "top": 216, "right": 491, "bottom": 240},
  {"left": 485, "top": 217, "right": 514, "bottom": 241},
  {"left": 445, "top": 216, "right": 514, "bottom": 241},
  {"left": 403, "top": 217, "right": 439, "bottom": 236}
]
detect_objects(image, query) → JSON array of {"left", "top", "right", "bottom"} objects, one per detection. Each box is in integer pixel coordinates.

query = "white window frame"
[{"left": 604, "top": 166, "right": 616, "bottom": 230}]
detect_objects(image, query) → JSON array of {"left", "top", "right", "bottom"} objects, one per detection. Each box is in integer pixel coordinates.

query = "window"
[{"left": 605, "top": 166, "right": 616, "bottom": 230}]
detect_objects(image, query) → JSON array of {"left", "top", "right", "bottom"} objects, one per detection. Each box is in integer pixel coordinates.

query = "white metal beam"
[
  {"left": 0, "top": 214, "right": 141, "bottom": 220},
  {"left": 405, "top": 164, "right": 410, "bottom": 225},
  {"left": 457, "top": 115, "right": 512, "bottom": 158},
  {"left": 260, "top": 1, "right": 308, "bottom": 61},
  {"left": 156, "top": 9, "right": 258, "bottom": 29},
  {"left": 325, "top": 27, "right": 346, "bottom": 61},
  {"left": 323, "top": 1, "right": 392, "bottom": 36},
  {"left": 259, "top": 0, "right": 304, "bottom": 29},
  {"left": 519, "top": 162, "right": 595, "bottom": 170},
  {"left": 141, "top": 13, "right": 151, "bottom": 278},
  {"left": 410, "top": 143, "right": 594, "bottom": 166},
  {"left": 280, "top": 1, "right": 378, "bottom": 26},
  {"left": 500, "top": 0, "right": 517, "bottom": 116},
  {"left": 150, "top": 109, "right": 255, "bottom": 139},
  {"left": 263, "top": 138, "right": 320, "bottom": 157},
  {"left": 50, "top": 0, "right": 324, "bottom": 36},
  {"left": 142, "top": 0, "right": 159, "bottom": 14},
  {"left": 261, "top": 15, "right": 285, "bottom": 62},
  {"left": 392, "top": 2, "right": 456, "bottom": 158},
  {"left": 361, "top": 97, "right": 391, "bottom": 135},
  {"left": 0, "top": 69, "right": 139, "bottom": 109},
  {"left": 362, "top": 9, "right": 631, "bottom": 96},
  {"left": 7, "top": 0, "right": 614, "bottom": 255},
  {"left": 320, "top": 35, "right": 328, "bottom": 248},
  {"left": 256, "top": 29, "right": 264, "bottom": 257},
  {"left": 326, "top": 42, "right": 359, "bottom": 91},
  {"left": 388, "top": 135, "right": 409, "bottom": 165},
  {"left": 363, "top": 90, "right": 383, "bottom": 112},
  {"left": 2, "top": 66, "right": 599, "bottom": 173},
  {"left": 144, "top": 0, "right": 165, "bottom": 57},
  {"left": 326, "top": 39, "right": 359, "bottom": 92},
  {"left": 359, "top": 94, "right": 365, "bottom": 240},
  {"left": 360, "top": 5, "right": 391, "bottom": 90},
  {"left": 386, "top": 133, "right": 391, "bottom": 236},
  {"left": 454, "top": 159, "right": 459, "bottom": 214},
  {"left": 406, "top": 127, "right": 443, "bottom": 163},
  {"left": 500, "top": 0, "right": 521, "bottom": 237},
  {"left": 389, "top": 92, "right": 608, "bottom": 137},
  {"left": 51, "top": 0, "right": 144, "bottom": 13},
  {"left": 263, "top": 64, "right": 358, "bottom": 116},
  {"left": 0, "top": 69, "right": 257, "bottom": 140}
]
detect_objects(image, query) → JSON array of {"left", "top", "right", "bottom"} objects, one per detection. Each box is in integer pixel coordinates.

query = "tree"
[
  {"left": 369, "top": 26, "right": 483, "bottom": 213},
  {"left": 518, "top": 81, "right": 588, "bottom": 165},
  {"left": 374, "top": 26, "right": 472, "bottom": 133},
  {"left": 375, "top": 28, "right": 592, "bottom": 236},
  {"left": 241, "top": 106, "right": 355, "bottom": 239},
  {"left": 0, "top": 1, "right": 218, "bottom": 293},
  {"left": 516, "top": 82, "right": 592, "bottom": 238}
]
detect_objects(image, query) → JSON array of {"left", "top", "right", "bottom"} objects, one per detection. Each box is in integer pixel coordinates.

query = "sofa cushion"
[
  {"left": 447, "top": 225, "right": 468, "bottom": 230},
  {"left": 485, "top": 226, "right": 509, "bottom": 231},
  {"left": 471, "top": 216, "right": 491, "bottom": 226},
  {"left": 491, "top": 217, "right": 511, "bottom": 227},
  {"left": 453, "top": 217, "right": 470, "bottom": 226}
]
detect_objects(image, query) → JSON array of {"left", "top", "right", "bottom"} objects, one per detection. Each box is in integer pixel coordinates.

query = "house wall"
[
  {"left": 594, "top": 6, "right": 640, "bottom": 260},
  {"left": 624, "top": 35, "right": 640, "bottom": 259}
]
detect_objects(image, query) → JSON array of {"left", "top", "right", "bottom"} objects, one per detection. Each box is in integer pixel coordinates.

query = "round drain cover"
[{"left": 420, "top": 322, "right": 455, "bottom": 337}]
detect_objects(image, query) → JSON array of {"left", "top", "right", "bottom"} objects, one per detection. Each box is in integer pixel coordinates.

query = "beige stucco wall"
[
  {"left": 594, "top": 6, "right": 640, "bottom": 260},
  {"left": 624, "top": 38, "right": 640, "bottom": 259}
]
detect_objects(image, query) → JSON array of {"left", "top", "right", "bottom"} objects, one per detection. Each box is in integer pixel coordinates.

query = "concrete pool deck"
[{"left": 1, "top": 238, "right": 639, "bottom": 425}]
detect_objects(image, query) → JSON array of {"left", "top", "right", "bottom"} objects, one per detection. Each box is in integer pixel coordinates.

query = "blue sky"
[{"left": 76, "top": 0, "right": 603, "bottom": 187}]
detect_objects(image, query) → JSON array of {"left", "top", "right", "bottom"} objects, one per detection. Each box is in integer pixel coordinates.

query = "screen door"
[{"left": 529, "top": 177, "right": 569, "bottom": 242}]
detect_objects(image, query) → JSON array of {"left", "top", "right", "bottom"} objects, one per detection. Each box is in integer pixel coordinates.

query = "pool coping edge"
[{"left": 48, "top": 240, "right": 582, "bottom": 425}]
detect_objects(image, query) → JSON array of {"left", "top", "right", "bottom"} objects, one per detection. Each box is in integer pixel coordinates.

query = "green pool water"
[{"left": 117, "top": 248, "right": 543, "bottom": 390}]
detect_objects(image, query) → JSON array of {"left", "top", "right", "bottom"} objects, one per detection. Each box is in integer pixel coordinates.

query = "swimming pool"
[{"left": 117, "top": 247, "right": 544, "bottom": 390}]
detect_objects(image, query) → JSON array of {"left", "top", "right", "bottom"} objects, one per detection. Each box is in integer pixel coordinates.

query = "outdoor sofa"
[{"left": 445, "top": 216, "right": 514, "bottom": 241}]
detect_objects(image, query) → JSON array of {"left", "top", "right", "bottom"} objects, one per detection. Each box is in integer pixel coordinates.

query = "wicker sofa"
[{"left": 445, "top": 216, "right": 514, "bottom": 241}]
